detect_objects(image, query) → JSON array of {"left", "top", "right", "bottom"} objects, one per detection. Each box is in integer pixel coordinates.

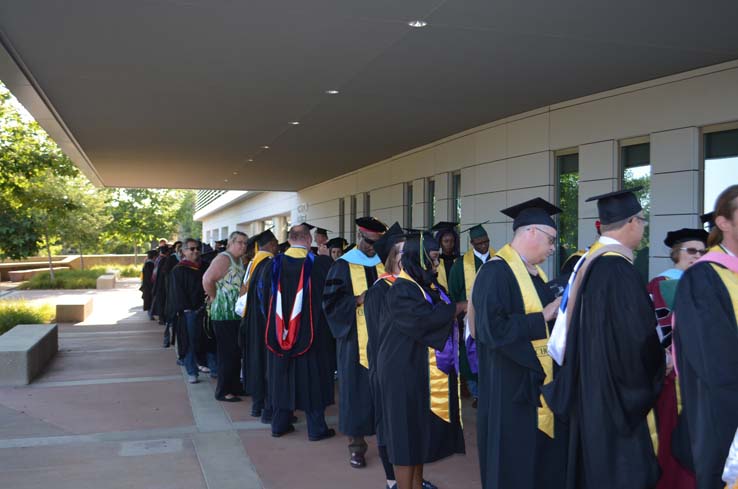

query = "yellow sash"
[
  {"left": 349, "top": 262, "right": 385, "bottom": 368},
  {"left": 240, "top": 250, "right": 273, "bottom": 317},
  {"left": 463, "top": 247, "right": 495, "bottom": 300},
  {"left": 708, "top": 245, "right": 738, "bottom": 319},
  {"left": 398, "top": 271, "right": 458, "bottom": 423},
  {"left": 437, "top": 258, "right": 449, "bottom": 291},
  {"left": 495, "top": 244, "right": 554, "bottom": 438}
]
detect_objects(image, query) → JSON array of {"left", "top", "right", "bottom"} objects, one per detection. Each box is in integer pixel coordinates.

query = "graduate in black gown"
[
  {"left": 141, "top": 249, "right": 157, "bottom": 318},
  {"left": 543, "top": 189, "right": 665, "bottom": 489},
  {"left": 260, "top": 223, "right": 336, "bottom": 440},
  {"left": 239, "top": 230, "right": 278, "bottom": 421},
  {"left": 470, "top": 198, "right": 567, "bottom": 489},
  {"left": 169, "top": 239, "right": 206, "bottom": 383},
  {"left": 431, "top": 221, "right": 459, "bottom": 292},
  {"left": 377, "top": 232, "right": 466, "bottom": 489},
  {"left": 323, "top": 217, "right": 388, "bottom": 468},
  {"left": 673, "top": 185, "right": 738, "bottom": 489},
  {"left": 364, "top": 222, "right": 405, "bottom": 489}
]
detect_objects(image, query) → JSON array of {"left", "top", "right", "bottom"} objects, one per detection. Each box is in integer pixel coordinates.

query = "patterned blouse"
[{"left": 210, "top": 251, "right": 246, "bottom": 321}]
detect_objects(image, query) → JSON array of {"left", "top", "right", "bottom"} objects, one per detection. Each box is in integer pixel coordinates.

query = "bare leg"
[
  {"left": 394, "top": 465, "right": 414, "bottom": 489},
  {"left": 412, "top": 465, "right": 424, "bottom": 489}
]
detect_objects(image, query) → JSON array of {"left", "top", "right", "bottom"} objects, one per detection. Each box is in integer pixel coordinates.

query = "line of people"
[{"left": 141, "top": 183, "right": 738, "bottom": 489}]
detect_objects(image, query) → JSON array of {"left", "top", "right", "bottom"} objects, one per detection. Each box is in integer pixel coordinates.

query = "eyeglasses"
[
  {"left": 533, "top": 227, "right": 556, "bottom": 246},
  {"left": 186, "top": 247, "right": 200, "bottom": 252},
  {"left": 633, "top": 216, "right": 648, "bottom": 225},
  {"left": 360, "top": 234, "right": 377, "bottom": 245},
  {"left": 679, "top": 247, "right": 707, "bottom": 256}
]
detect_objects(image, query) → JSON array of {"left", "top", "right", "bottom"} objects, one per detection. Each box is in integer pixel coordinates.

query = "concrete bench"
[
  {"left": 96, "top": 274, "right": 116, "bottom": 289},
  {"left": 0, "top": 324, "right": 58, "bottom": 385},
  {"left": 56, "top": 297, "right": 93, "bottom": 323},
  {"left": 8, "top": 267, "right": 70, "bottom": 282}
]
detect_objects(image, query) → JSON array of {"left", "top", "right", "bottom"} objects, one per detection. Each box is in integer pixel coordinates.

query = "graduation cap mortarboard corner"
[
  {"left": 585, "top": 187, "right": 643, "bottom": 225},
  {"left": 663, "top": 228, "right": 709, "bottom": 248},
  {"left": 430, "top": 221, "right": 459, "bottom": 232},
  {"left": 326, "top": 237, "right": 348, "bottom": 250},
  {"left": 315, "top": 228, "right": 330, "bottom": 236},
  {"left": 501, "top": 198, "right": 562, "bottom": 231},
  {"left": 459, "top": 221, "right": 490, "bottom": 240},
  {"left": 298, "top": 222, "right": 316, "bottom": 230},
  {"left": 355, "top": 216, "right": 388, "bottom": 233},
  {"left": 373, "top": 222, "right": 405, "bottom": 263},
  {"left": 255, "top": 229, "right": 278, "bottom": 247}
]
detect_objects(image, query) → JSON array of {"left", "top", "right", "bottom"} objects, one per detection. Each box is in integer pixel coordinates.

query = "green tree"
[
  {"left": 174, "top": 190, "right": 202, "bottom": 240},
  {"left": 0, "top": 82, "right": 77, "bottom": 261}
]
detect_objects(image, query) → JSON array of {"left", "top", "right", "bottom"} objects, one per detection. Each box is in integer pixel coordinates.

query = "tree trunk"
[
  {"left": 45, "top": 233, "right": 55, "bottom": 283},
  {"left": 79, "top": 242, "right": 85, "bottom": 270}
]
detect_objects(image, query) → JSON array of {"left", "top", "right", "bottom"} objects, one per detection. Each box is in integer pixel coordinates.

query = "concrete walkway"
[{"left": 0, "top": 280, "right": 481, "bottom": 489}]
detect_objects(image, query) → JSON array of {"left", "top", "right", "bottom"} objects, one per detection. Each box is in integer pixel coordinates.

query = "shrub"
[
  {"left": 107, "top": 264, "right": 141, "bottom": 278},
  {"left": 20, "top": 268, "right": 106, "bottom": 289},
  {"left": 0, "top": 301, "right": 55, "bottom": 335}
]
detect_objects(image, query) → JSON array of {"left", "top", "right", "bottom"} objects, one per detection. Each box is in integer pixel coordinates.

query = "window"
[
  {"left": 451, "top": 172, "right": 462, "bottom": 224},
  {"left": 426, "top": 178, "right": 436, "bottom": 228},
  {"left": 364, "top": 193, "right": 371, "bottom": 217},
  {"left": 221, "top": 226, "right": 229, "bottom": 241},
  {"left": 556, "top": 153, "right": 579, "bottom": 269},
  {"left": 621, "top": 142, "right": 651, "bottom": 282},
  {"left": 338, "top": 198, "right": 345, "bottom": 239},
  {"left": 405, "top": 183, "right": 414, "bottom": 229},
  {"left": 205, "top": 230, "right": 211, "bottom": 245},
  {"left": 704, "top": 128, "right": 738, "bottom": 213},
  {"left": 212, "top": 229, "right": 219, "bottom": 242}
]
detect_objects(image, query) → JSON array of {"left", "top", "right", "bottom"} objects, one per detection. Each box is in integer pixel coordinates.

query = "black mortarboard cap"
[
  {"left": 430, "top": 221, "right": 458, "bottom": 232},
  {"left": 373, "top": 222, "right": 405, "bottom": 263},
  {"left": 585, "top": 188, "right": 643, "bottom": 225},
  {"left": 700, "top": 211, "right": 716, "bottom": 231},
  {"left": 355, "top": 216, "right": 388, "bottom": 233},
  {"left": 298, "top": 222, "right": 315, "bottom": 230},
  {"left": 315, "top": 228, "right": 329, "bottom": 236},
  {"left": 256, "top": 229, "right": 277, "bottom": 247},
  {"left": 326, "top": 237, "right": 348, "bottom": 250},
  {"left": 663, "top": 228, "right": 709, "bottom": 248},
  {"left": 501, "top": 198, "right": 562, "bottom": 230}
]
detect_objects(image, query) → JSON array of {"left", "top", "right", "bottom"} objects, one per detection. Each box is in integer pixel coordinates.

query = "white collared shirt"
[
  {"left": 473, "top": 249, "right": 490, "bottom": 262},
  {"left": 598, "top": 236, "right": 625, "bottom": 247}
]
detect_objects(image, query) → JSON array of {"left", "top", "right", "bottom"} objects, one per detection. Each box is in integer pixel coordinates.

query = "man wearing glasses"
[
  {"left": 543, "top": 188, "right": 665, "bottom": 489},
  {"left": 323, "top": 217, "right": 387, "bottom": 469},
  {"left": 170, "top": 238, "right": 209, "bottom": 384}
]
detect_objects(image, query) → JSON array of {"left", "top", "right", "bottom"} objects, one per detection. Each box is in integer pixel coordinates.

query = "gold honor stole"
[
  {"left": 398, "top": 271, "right": 458, "bottom": 423},
  {"left": 463, "top": 247, "right": 495, "bottom": 300},
  {"left": 496, "top": 244, "right": 555, "bottom": 438},
  {"left": 349, "top": 262, "right": 385, "bottom": 368},
  {"left": 241, "top": 250, "right": 273, "bottom": 316},
  {"left": 437, "top": 259, "right": 449, "bottom": 290},
  {"left": 709, "top": 246, "right": 738, "bottom": 320}
]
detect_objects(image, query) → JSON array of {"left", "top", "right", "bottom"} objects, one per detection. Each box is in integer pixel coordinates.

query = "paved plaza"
[{"left": 0, "top": 280, "right": 481, "bottom": 489}]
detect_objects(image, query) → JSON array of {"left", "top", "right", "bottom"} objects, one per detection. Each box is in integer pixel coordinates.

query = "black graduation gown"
[
  {"left": 239, "top": 257, "right": 273, "bottom": 403},
  {"left": 673, "top": 260, "right": 738, "bottom": 489},
  {"left": 169, "top": 263, "right": 205, "bottom": 357},
  {"left": 262, "top": 253, "right": 335, "bottom": 412},
  {"left": 141, "top": 260, "right": 155, "bottom": 311},
  {"left": 364, "top": 277, "right": 392, "bottom": 445},
  {"left": 473, "top": 259, "right": 567, "bottom": 489},
  {"left": 153, "top": 255, "right": 177, "bottom": 320},
  {"left": 543, "top": 255, "right": 665, "bottom": 489},
  {"left": 377, "top": 278, "right": 464, "bottom": 466},
  {"left": 322, "top": 258, "right": 378, "bottom": 436}
]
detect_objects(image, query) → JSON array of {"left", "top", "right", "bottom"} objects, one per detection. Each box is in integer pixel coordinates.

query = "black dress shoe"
[
  {"left": 350, "top": 452, "right": 366, "bottom": 468},
  {"left": 272, "top": 424, "right": 295, "bottom": 437},
  {"left": 251, "top": 407, "right": 263, "bottom": 418},
  {"left": 472, "top": 397, "right": 478, "bottom": 409},
  {"left": 290, "top": 414, "right": 298, "bottom": 423},
  {"left": 308, "top": 428, "right": 335, "bottom": 442},
  {"left": 422, "top": 480, "right": 438, "bottom": 489}
]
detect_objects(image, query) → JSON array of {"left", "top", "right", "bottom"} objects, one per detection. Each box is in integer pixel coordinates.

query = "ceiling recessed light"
[
  {"left": 325, "top": 89, "right": 339, "bottom": 95},
  {"left": 224, "top": 178, "right": 229, "bottom": 183},
  {"left": 408, "top": 20, "right": 427, "bottom": 28},
  {"left": 261, "top": 145, "right": 270, "bottom": 149},
  {"left": 289, "top": 121, "right": 300, "bottom": 125},
  {"left": 232, "top": 171, "right": 238, "bottom": 175},
  {"left": 247, "top": 158, "right": 254, "bottom": 162}
]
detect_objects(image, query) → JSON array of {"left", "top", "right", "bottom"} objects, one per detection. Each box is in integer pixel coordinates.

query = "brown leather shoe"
[{"left": 350, "top": 452, "right": 366, "bottom": 468}]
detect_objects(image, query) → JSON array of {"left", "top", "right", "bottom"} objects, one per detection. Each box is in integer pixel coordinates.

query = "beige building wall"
[{"left": 200, "top": 60, "right": 738, "bottom": 278}]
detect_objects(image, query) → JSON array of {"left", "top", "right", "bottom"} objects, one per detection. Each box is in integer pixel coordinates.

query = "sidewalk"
[{"left": 0, "top": 281, "right": 481, "bottom": 489}]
